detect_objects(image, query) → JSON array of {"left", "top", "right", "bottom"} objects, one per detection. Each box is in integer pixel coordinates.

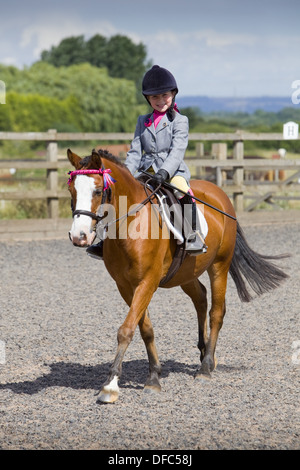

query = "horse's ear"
[
  {"left": 67, "top": 149, "right": 82, "bottom": 169},
  {"left": 91, "top": 149, "right": 102, "bottom": 169}
]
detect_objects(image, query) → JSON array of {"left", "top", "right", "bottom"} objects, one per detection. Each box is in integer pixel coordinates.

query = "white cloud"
[
  {"left": 192, "top": 30, "right": 257, "bottom": 48},
  {"left": 143, "top": 29, "right": 257, "bottom": 54},
  {"left": 1, "top": 57, "right": 18, "bottom": 65},
  {"left": 139, "top": 28, "right": 300, "bottom": 96},
  {"left": 20, "top": 18, "right": 119, "bottom": 59},
  {"left": 8, "top": 11, "right": 299, "bottom": 97}
]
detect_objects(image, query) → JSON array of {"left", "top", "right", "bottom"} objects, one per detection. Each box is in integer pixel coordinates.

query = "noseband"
[{"left": 72, "top": 209, "right": 103, "bottom": 222}]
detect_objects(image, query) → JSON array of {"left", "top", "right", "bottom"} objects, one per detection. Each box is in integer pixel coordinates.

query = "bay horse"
[{"left": 67, "top": 148, "right": 288, "bottom": 404}]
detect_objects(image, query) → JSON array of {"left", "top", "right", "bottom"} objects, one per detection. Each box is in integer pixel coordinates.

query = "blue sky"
[{"left": 0, "top": 0, "right": 299, "bottom": 97}]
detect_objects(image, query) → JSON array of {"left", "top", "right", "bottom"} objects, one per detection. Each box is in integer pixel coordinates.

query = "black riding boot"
[
  {"left": 86, "top": 241, "right": 104, "bottom": 260},
  {"left": 179, "top": 194, "right": 207, "bottom": 255}
]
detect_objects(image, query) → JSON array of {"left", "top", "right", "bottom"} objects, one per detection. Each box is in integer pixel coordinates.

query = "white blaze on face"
[{"left": 70, "top": 175, "right": 97, "bottom": 246}]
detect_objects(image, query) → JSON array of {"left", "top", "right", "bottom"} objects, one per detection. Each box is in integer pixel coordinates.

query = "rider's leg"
[{"left": 170, "top": 176, "right": 207, "bottom": 255}]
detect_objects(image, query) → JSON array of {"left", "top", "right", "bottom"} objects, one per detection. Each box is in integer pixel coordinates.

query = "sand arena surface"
[{"left": 0, "top": 220, "right": 299, "bottom": 449}]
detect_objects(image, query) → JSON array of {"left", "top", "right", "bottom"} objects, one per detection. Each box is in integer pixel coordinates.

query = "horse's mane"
[
  {"left": 98, "top": 149, "right": 129, "bottom": 169},
  {"left": 79, "top": 149, "right": 130, "bottom": 173}
]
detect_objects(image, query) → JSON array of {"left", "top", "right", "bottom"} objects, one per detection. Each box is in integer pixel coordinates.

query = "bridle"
[
  {"left": 72, "top": 188, "right": 111, "bottom": 226},
  {"left": 68, "top": 167, "right": 116, "bottom": 226}
]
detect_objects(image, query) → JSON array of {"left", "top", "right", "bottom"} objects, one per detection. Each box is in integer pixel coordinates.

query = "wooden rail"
[
  {"left": 0, "top": 130, "right": 300, "bottom": 219},
  {"left": 0, "top": 129, "right": 292, "bottom": 141}
]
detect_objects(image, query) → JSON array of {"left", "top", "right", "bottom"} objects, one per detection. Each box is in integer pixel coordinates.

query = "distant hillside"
[{"left": 176, "top": 96, "right": 293, "bottom": 114}]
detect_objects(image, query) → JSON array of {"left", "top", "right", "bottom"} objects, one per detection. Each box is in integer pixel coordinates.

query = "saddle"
[{"left": 138, "top": 176, "right": 208, "bottom": 287}]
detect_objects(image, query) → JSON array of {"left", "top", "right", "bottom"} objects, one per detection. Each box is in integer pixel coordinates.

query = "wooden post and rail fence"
[{"left": 0, "top": 129, "right": 299, "bottom": 238}]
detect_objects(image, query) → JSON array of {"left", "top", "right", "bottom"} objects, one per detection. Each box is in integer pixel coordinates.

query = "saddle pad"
[{"left": 197, "top": 207, "right": 208, "bottom": 239}]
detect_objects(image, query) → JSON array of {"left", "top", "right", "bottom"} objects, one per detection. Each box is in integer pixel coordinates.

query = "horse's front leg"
[{"left": 97, "top": 279, "right": 157, "bottom": 404}]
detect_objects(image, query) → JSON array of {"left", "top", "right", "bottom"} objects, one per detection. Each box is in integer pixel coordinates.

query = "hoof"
[
  {"left": 194, "top": 371, "right": 212, "bottom": 383},
  {"left": 96, "top": 376, "right": 119, "bottom": 404},
  {"left": 195, "top": 361, "right": 213, "bottom": 381},
  {"left": 144, "top": 374, "right": 161, "bottom": 394},
  {"left": 96, "top": 389, "right": 119, "bottom": 404},
  {"left": 196, "top": 354, "right": 217, "bottom": 378},
  {"left": 143, "top": 384, "right": 161, "bottom": 394},
  {"left": 141, "top": 384, "right": 161, "bottom": 404}
]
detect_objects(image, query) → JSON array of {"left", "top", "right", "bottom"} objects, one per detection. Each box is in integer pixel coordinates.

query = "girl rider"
[{"left": 87, "top": 65, "right": 206, "bottom": 259}]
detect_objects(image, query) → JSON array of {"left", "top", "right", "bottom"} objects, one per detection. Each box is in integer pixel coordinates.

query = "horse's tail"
[{"left": 229, "top": 221, "right": 289, "bottom": 302}]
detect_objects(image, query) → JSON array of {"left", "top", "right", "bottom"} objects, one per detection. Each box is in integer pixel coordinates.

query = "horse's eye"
[{"left": 94, "top": 189, "right": 102, "bottom": 196}]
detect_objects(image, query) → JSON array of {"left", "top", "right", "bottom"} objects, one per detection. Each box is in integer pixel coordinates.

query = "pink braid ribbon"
[{"left": 67, "top": 168, "right": 116, "bottom": 190}]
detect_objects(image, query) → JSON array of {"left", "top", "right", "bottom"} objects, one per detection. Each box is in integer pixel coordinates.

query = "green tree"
[
  {"left": 41, "top": 36, "right": 87, "bottom": 67},
  {"left": 40, "top": 34, "right": 151, "bottom": 89},
  {"left": 0, "top": 62, "right": 147, "bottom": 132},
  {"left": 0, "top": 99, "right": 13, "bottom": 131},
  {"left": 180, "top": 107, "right": 204, "bottom": 129},
  {"left": 86, "top": 34, "right": 108, "bottom": 67},
  {"left": 4, "top": 91, "right": 82, "bottom": 132},
  {"left": 105, "top": 35, "right": 150, "bottom": 83}
]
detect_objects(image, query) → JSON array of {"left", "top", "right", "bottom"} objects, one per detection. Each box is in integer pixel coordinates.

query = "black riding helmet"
[{"left": 142, "top": 65, "right": 178, "bottom": 97}]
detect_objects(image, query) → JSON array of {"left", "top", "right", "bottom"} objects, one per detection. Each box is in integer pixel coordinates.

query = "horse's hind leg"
[
  {"left": 197, "top": 263, "right": 228, "bottom": 379},
  {"left": 139, "top": 308, "right": 162, "bottom": 393},
  {"left": 181, "top": 279, "right": 208, "bottom": 367}
]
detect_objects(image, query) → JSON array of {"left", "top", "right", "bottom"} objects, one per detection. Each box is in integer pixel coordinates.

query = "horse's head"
[{"left": 67, "top": 149, "right": 116, "bottom": 247}]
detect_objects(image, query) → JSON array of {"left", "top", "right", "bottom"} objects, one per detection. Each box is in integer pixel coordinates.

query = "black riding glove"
[{"left": 151, "top": 169, "right": 169, "bottom": 185}]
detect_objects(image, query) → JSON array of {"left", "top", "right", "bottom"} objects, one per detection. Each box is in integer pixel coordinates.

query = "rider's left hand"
[{"left": 151, "top": 169, "right": 169, "bottom": 185}]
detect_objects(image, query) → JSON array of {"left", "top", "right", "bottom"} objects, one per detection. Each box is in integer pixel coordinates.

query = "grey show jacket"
[{"left": 125, "top": 111, "right": 191, "bottom": 182}]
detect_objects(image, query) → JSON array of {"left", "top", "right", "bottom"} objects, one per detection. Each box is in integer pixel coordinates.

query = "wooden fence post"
[
  {"left": 233, "top": 140, "right": 244, "bottom": 212},
  {"left": 212, "top": 143, "right": 227, "bottom": 186},
  {"left": 195, "top": 142, "right": 205, "bottom": 178},
  {"left": 46, "top": 129, "right": 58, "bottom": 219}
]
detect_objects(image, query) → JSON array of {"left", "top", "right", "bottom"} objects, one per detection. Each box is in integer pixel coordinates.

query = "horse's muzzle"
[{"left": 69, "top": 229, "right": 96, "bottom": 247}]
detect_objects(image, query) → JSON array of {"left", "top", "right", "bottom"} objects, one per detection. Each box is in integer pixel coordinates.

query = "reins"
[
  {"left": 141, "top": 170, "right": 237, "bottom": 221},
  {"left": 100, "top": 182, "right": 159, "bottom": 229}
]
